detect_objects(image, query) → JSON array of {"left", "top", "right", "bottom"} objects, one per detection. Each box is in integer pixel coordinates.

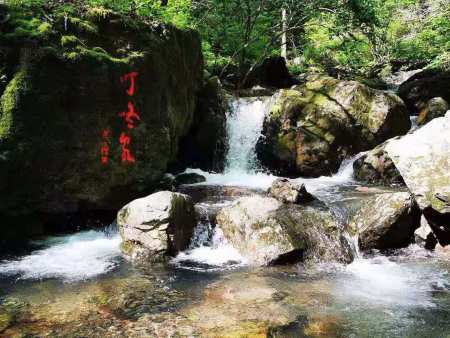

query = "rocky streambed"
[
  {"left": 1, "top": 133, "right": 450, "bottom": 337},
  {"left": 1, "top": 182, "right": 450, "bottom": 337}
]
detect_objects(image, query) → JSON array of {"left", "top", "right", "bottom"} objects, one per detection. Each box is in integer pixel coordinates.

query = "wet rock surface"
[
  {"left": 176, "top": 76, "right": 228, "bottom": 172},
  {"left": 117, "top": 191, "right": 196, "bottom": 262},
  {"left": 216, "top": 195, "right": 353, "bottom": 265}
]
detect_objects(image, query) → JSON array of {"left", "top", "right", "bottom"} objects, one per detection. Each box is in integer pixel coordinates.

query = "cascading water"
[
  {"left": 184, "top": 96, "right": 278, "bottom": 189},
  {"left": 224, "top": 98, "right": 270, "bottom": 174},
  {"left": 0, "top": 230, "right": 121, "bottom": 281},
  {"left": 176, "top": 96, "right": 368, "bottom": 269}
]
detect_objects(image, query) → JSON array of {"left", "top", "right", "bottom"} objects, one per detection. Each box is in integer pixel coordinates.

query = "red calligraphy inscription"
[
  {"left": 119, "top": 132, "right": 135, "bottom": 163},
  {"left": 100, "top": 129, "right": 110, "bottom": 164},
  {"left": 118, "top": 102, "right": 141, "bottom": 129},
  {"left": 120, "top": 72, "right": 139, "bottom": 96}
]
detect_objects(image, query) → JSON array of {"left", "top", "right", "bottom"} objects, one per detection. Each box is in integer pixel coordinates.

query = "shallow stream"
[{"left": 1, "top": 98, "right": 449, "bottom": 337}]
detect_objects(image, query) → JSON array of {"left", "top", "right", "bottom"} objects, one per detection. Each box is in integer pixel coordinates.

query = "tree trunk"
[{"left": 281, "top": 8, "right": 287, "bottom": 60}]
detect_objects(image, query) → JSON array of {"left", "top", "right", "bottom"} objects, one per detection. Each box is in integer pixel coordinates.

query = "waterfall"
[
  {"left": 224, "top": 97, "right": 271, "bottom": 174},
  {"left": 183, "top": 96, "right": 277, "bottom": 188}
]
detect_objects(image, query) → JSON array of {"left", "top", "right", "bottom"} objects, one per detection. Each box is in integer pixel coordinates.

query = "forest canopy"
[{"left": 2, "top": 0, "right": 450, "bottom": 78}]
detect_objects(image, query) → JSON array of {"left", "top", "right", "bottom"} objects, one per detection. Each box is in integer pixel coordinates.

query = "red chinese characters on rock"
[
  {"left": 119, "top": 132, "right": 135, "bottom": 163},
  {"left": 120, "top": 71, "right": 139, "bottom": 97},
  {"left": 118, "top": 101, "right": 141, "bottom": 129},
  {"left": 99, "top": 71, "right": 141, "bottom": 165},
  {"left": 100, "top": 129, "right": 110, "bottom": 165},
  {"left": 118, "top": 71, "right": 140, "bottom": 163}
]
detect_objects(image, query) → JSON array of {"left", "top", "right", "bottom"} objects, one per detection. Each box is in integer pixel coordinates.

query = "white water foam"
[
  {"left": 335, "top": 254, "right": 449, "bottom": 308},
  {"left": 172, "top": 228, "right": 247, "bottom": 271},
  {"left": 0, "top": 230, "right": 121, "bottom": 282}
]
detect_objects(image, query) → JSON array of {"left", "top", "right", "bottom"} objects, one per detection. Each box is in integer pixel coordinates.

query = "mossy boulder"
[
  {"left": 256, "top": 75, "right": 410, "bottom": 177},
  {"left": 0, "top": 7, "right": 203, "bottom": 236},
  {"left": 216, "top": 195, "right": 353, "bottom": 265}
]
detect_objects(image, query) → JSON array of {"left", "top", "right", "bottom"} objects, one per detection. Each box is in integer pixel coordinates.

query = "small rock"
[
  {"left": 417, "top": 97, "right": 449, "bottom": 125},
  {"left": 268, "top": 178, "right": 315, "bottom": 204}
]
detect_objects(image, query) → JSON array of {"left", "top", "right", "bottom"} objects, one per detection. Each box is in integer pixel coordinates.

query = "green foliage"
[
  {"left": 2, "top": 0, "right": 449, "bottom": 77},
  {"left": 385, "top": 0, "right": 450, "bottom": 65}
]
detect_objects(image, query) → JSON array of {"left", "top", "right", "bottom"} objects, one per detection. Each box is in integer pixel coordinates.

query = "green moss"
[
  {"left": 0, "top": 68, "right": 27, "bottom": 141},
  {"left": 37, "top": 22, "right": 52, "bottom": 35},
  {"left": 67, "top": 17, "right": 98, "bottom": 34},
  {"left": 60, "top": 35, "right": 79, "bottom": 47},
  {"left": 63, "top": 45, "right": 144, "bottom": 64}
]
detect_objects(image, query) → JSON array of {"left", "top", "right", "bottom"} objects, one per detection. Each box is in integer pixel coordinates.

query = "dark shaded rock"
[
  {"left": 268, "top": 178, "right": 315, "bottom": 204},
  {"left": 174, "top": 172, "right": 206, "bottom": 186},
  {"left": 0, "top": 11, "right": 203, "bottom": 239},
  {"left": 423, "top": 207, "right": 450, "bottom": 247},
  {"left": 243, "top": 57, "right": 294, "bottom": 89},
  {"left": 417, "top": 97, "right": 449, "bottom": 125},
  {"left": 216, "top": 195, "right": 353, "bottom": 265},
  {"left": 353, "top": 142, "right": 404, "bottom": 186},
  {"left": 398, "top": 69, "right": 450, "bottom": 115},
  {"left": 117, "top": 191, "right": 196, "bottom": 262},
  {"left": 256, "top": 75, "right": 410, "bottom": 177},
  {"left": 175, "top": 76, "right": 227, "bottom": 172},
  {"left": 414, "top": 216, "right": 438, "bottom": 250},
  {"left": 349, "top": 192, "right": 421, "bottom": 251}
]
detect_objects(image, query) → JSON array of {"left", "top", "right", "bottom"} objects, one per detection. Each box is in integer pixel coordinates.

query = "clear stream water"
[{"left": 1, "top": 98, "right": 450, "bottom": 337}]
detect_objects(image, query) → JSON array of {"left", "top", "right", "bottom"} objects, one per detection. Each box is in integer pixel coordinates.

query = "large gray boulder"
[
  {"left": 384, "top": 112, "right": 450, "bottom": 215},
  {"left": 256, "top": 75, "right": 410, "bottom": 177},
  {"left": 349, "top": 192, "right": 420, "bottom": 250},
  {"left": 117, "top": 191, "right": 196, "bottom": 262},
  {"left": 215, "top": 195, "right": 352, "bottom": 265},
  {"left": 353, "top": 112, "right": 450, "bottom": 247}
]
